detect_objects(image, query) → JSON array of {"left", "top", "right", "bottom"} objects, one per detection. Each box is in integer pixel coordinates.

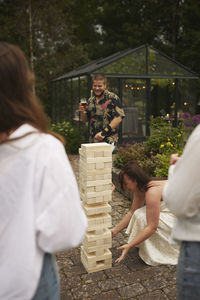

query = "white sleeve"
[
  {"left": 163, "top": 127, "right": 200, "bottom": 218},
  {"left": 35, "top": 140, "right": 87, "bottom": 253}
]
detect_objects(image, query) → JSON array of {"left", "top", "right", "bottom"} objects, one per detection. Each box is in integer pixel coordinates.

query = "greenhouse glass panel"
[
  {"left": 148, "top": 48, "right": 194, "bottom": 77},
  {"left": 106, "top": 77, "right": 119, "bottom": 95},
  {"left": 94, "top": 48, "right": 146, "bottom": 75},
  {"left": 178, "top": 79, "right": 197, "bottom": 117}
]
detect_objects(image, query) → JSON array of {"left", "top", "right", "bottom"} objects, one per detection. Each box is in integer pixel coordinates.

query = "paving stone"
[
  {"left": 137, "top": 289, "right": 168, "bottom": 299},
  {"left": 81, "top": 271, "right": 107, "bottom": 283},
  {"left": 124, "top": 255, "right": 148, "bottom": 272},
  {"left": 60, "top": 273, "right": 82, "bottom": 290},
  {"left": 163, "top": 285, "right": 177, "bottom": 300},
  {"left": 118, "top": 282, "right": 146, "bottom": 298},
  {"left": 122, "top": 270, "right": 151, "bottom": 284},
  {"left": 56, "top": 258, "right": 74, "bottom": 270},
  {"left": 70, "top": 253, "right": 82, "bottom": 265},
  {"left": 92, "top": 290, "right": 121, "bottom": 300},
  {"left": 63, "top": 264, "right": 87, "bottom": 277},
  {"left": 71, "top": 283, "right": 101, "bottom": 299},
  {"left": 98, "top": 276, "right": 126, "bottom": 291},
  {"left": 104, "top": 263, "right": 130, "bottom": 278},
  {"left": 60, "top": 290, "right": 73, "bottom": 300},
  {"left": 142, "top": 275, "right": 169, "bottom": 292}
]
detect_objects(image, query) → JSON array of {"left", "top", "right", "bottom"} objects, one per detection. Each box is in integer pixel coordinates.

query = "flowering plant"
[
  {"left": 145, "top": 117, "right": 185, "bottom": 155},
  {"left": 181, "top": 112, "right": 200, "bottom": 138}
]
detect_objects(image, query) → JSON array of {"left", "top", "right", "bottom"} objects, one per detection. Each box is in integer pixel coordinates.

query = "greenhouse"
[{"left": 51, "top": 44, "right": 199, "bottom": 143}]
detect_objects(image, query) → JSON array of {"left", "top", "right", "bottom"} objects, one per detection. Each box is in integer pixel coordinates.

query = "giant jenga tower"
[{"left": 79, "top": 143, "right": 112, "bottom": 273}]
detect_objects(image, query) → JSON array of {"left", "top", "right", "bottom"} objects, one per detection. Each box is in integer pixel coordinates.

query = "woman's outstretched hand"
[
  {"left": 115, "top": 244, "right": 130, "bottom": 263},
  {"left": 111, "top": 228, "right": 117, "bottom": 238}
]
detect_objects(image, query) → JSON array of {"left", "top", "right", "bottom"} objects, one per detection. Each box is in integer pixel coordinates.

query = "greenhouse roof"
[{"left": 53, "top": 44, "right": 198, "bottom": 81}]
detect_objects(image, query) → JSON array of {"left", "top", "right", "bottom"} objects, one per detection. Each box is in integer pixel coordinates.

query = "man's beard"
[{"left": 93, "top": 90, "right": 105, "bottom": 98}]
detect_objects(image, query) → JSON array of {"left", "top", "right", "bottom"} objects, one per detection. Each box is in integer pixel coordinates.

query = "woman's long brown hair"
[
  {"left": 119, "top": 160, "right": 151, "bottom": 192},
  {"left": 0, "top": 42, "right": 64, "bottom": 144}
]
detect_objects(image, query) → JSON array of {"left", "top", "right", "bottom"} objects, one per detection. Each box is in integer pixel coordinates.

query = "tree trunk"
[{"left": 29, "top": 0, "right": 35, "bottom": 95}]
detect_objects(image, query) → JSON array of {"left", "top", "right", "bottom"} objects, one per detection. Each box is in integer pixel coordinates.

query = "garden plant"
[{"left": 114, "top": 116, "right": 198, "bottom": 178}]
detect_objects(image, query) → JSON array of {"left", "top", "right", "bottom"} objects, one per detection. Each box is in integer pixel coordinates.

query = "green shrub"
[
  {"left": 114, "top": 117, "right": 186, "bottom": 178},
  {"left": 114, "top": 143, "right": 146, "bottom": 169},
  {"left": 144, "top": 117, "right": 185, "bottom": 155},
  {"left": 113, "top": 143, "right": 159, "bottom": 177},
  {"left": 51, "top": 122, "right": 87, "bottom": 154},
  {"left": 154, "top": 153, "right": 170, "bottom": 178}
]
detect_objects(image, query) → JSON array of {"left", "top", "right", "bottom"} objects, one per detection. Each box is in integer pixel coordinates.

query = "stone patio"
[{"left": 56, "top": 155, "right": 177, "bottom": 300}]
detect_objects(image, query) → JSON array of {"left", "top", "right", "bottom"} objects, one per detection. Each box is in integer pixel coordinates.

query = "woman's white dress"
[{"left": 126, "top": 201, "right": 179, "bottom": 266}]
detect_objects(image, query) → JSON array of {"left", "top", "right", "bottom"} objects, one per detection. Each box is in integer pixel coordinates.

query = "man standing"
[{"left": 79, "top": 74, "right": 125, "bottom": 145}]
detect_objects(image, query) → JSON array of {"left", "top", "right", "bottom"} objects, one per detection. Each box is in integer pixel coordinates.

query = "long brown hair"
[
  {"left": 0, "top": 42, "right": 64, "bottom": 144},
  {"left": 119, "top": 160, "right": 151, "bottom": 192}
]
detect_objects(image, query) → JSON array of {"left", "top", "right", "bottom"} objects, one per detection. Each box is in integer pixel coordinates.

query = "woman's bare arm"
[
  {"left": 115, "top": 187, "right": 161, "bottom": 263},
  {"left": 111, "top": 194, "right": 145, "bottom": 237}
]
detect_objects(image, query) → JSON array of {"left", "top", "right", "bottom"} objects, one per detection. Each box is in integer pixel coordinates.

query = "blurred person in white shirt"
[
  {"left": 0, "top": 42, "right": 87, "bottom": 300},
  {"left": 163, "top": 127, "right": 200, "bottom": 300}
]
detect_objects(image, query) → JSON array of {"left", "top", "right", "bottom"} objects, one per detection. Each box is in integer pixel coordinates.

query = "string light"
[{"left": 124, "top": 84, "right": 146, "bottom": 90}]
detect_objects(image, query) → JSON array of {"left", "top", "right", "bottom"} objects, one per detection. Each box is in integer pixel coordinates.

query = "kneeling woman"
[{"left": 112, "top": 161, "right": 179, "bottom": 266}]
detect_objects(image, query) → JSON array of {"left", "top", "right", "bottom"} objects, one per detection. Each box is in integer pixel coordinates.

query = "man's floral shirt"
[{"left": 86, "top": 90, "right": 125, "bottom": 144}]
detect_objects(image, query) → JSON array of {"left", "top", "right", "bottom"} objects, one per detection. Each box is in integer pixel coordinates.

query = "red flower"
[{"left": 101, "top": 100, "right": 110, "bottom": 110}]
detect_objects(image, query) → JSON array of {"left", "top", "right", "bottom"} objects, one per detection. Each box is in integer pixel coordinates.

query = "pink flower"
[
  {"left": 181, "top": 112, "right": 191, "bottom": 119},
  {"left": 191, "top": 115, "right": 200, "bottom": 125}
]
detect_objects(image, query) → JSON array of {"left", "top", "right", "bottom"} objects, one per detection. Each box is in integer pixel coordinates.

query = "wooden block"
[
  {"left": 81, "top": 247, "right": 112, "bottom": 273},
  {"left": 86, "top": 179, "right": 111, "bottom": 187},
  {"left": 87, "top": 163, "right": 96, "bottom": 170},
  {"left": 103, "top": 194, "right": 112, "bottom": 202},
  {"left": 83, "top": 229, "right": 112, "bottom": 251},
  {"left": 83, "top": 151, "right": 95, "bottom": 158},
  {"left": 81, "top": 157, "right": 112, "bottom": 164},
  {"left": 87, "top": 213, "right": 111, "bottom": 226},
  {"left": 81, "top": 143, "right": 112, "bottom": 152},
  {"left": 94, "top": 151, "right": 104, "bottom": 157},
  {"left": 95, "top": 175, "right": 104, "bottom": 180},
  {"left": 85, "top": 190, "right": 112, "bottom": 199},
  {"left": 84, "top": 228, "right": 111, "bottom": 242},
  {"left": 104, "top": 150, "right": 112, "bottom": 157},
  {"left": 81, "top": 194, "right": 105, "bottom": 204},
  {"left": 95, "top": 184, "right": 112, "bottom": 192},
  {"left": 83, "top": 203, "right": 111, "bottom": 216},
  {"left": 80, "top": 189, "right": 112, "bottom": 203},
  {"left": 95, "top": 185, "right": 106, "bottom": 192},
  {"left": 86, "top": 186, "right": 95, "bottom": 192},
  {"left": 104, "top": 162, "right": 112, "bottom": 168},
  {"left": 94, "top": 229, "right": 105, "bottom": 235},
  {"left": 84, "top": 242, "right": 112, "bottom": 254},
  {"left": 96, "top": 249, "right": 106, "bottom": 256},
  {"left": 90, "top": 236, "right": 111, "bottom": 247},
  {"left": 87, "top": 214, "right": 112, "bottom": 231},
  {"left": 96, "top": 162, "right": 104, "bottom": 169},
  {"left": 79, "top": 167, "right": 111, "bottom": 176},
  {"left": 104, "top": 173, "right": 112, "bottom": 180}
]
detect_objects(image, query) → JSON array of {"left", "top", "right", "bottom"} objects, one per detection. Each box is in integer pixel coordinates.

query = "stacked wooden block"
[{"left": 79, "top": 143, "right": 112, "bottom": 273}]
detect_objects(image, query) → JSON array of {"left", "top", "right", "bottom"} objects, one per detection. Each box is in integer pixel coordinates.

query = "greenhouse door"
[{"left": 121, "top": 79, "right": 146, "bottom": 142}]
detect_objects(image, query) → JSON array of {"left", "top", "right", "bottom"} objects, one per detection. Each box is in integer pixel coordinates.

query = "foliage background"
[{"left": 0, "top": 0, "right": 200, "bottom": 114}]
